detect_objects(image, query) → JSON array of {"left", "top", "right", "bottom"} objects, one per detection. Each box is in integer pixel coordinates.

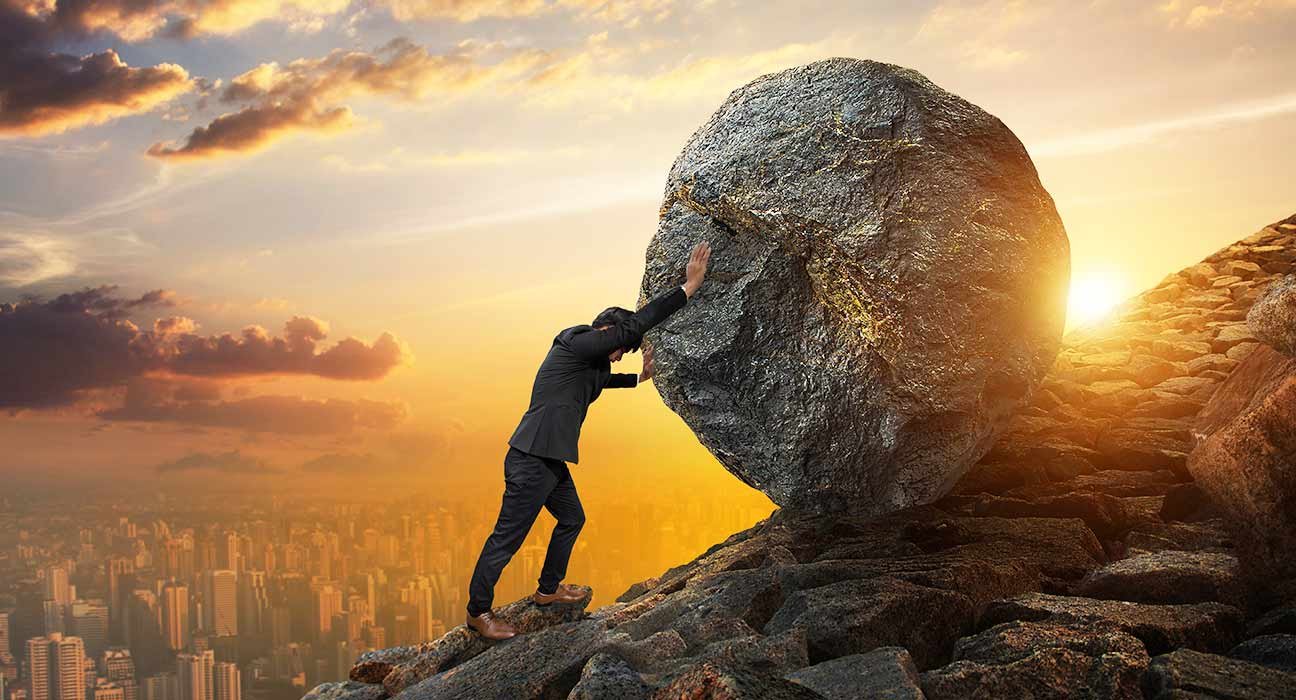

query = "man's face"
[{"left": 608, "top": 348, "right": 625, "bottom": 362}]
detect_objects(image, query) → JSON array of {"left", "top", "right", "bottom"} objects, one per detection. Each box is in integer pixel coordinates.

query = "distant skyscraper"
[
  {"left": 101, "top": 648, "right": 135, "bottom": 682},
  {"left": 92, "top": 681, "right": 125, "bottom": 700},
  {"left": 70, "top": 601, "right": 109, "bottom": 660},
  {"left": 44, "top": 568, "right": 71, "bottom": 606},
  {"left": 161, "top": 585, "right": 190, "bottom": 653},
  {"left": 124, "top": 591, "right": 167, "bottom": 675},
  {"left": 220, "top": 533, "right": 237, "bottom": 573},
  {"left": 26, "top": 634, "right": 84, "bottom": 700},
  {"left": 0, "top": 609, "right": 10, "bottom": 655},
  {"left": 41, "top": 601, "right": 64, "bottom": 637},
  {"left": 236, "top": 573, "right": 267, "bottom": 640},
  {"left": 175, "top": 652, "right": 213, "bottom": 700},
  {"left": 201, "top": 573, "right": 237, "bottom": 637},
  {"left": 333, "top": 642, "right": 352, "bottom": 683},
  {"left": 106, "top": 558, "right": 135, "bottom": 645},
  {"left": 25, "top": 637, "right": 48, "bottom": 700},
  {"left": 212, "top": 664, "right": 238, "bottom": 700},
  {"left": 313, "top": 587, "right": 341, "bottom": 641},
  {"left": 140, "top": 673, "right": 176, "bottom": 700}
]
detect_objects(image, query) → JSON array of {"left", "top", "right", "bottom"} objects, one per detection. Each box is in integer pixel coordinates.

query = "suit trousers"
[{"left": 466, "top": 445, "right": 586, "bottom": 617}]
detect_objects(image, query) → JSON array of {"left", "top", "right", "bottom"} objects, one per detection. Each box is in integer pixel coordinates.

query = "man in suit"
[{"left": 465, "top": 241, "right": 713, "bottom": 640}]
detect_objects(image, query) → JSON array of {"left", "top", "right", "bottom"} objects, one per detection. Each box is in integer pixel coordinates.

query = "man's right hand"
[{"left": 682, "top": 241, "right": 711, "bottom": 298}]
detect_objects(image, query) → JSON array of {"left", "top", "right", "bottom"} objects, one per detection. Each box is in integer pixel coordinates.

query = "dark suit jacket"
[{"left": 508, "top": 286, "right": 688, "bottom": 463}]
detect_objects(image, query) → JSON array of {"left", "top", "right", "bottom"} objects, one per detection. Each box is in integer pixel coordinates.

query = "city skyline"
[{"left": 0, "top": 483, "right": 769, "bottom": 699}]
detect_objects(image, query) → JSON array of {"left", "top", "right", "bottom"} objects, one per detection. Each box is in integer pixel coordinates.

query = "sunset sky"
[{"left": 2, "top": 0, "right": 1295, "bottom": 507}]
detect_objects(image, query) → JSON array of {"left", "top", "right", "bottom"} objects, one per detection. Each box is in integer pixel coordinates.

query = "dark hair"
[{"left": 591, "top": 306, "right": 639, "bottom": 352}]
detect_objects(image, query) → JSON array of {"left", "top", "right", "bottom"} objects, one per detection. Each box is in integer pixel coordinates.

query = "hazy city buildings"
[{"left": 0, "top": 487, "right": 770, "bottom": 700}]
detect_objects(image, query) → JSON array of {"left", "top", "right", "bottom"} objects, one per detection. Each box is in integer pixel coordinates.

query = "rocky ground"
[{"left": 306, "top": 214, "right": 1296, "bottom": 699}]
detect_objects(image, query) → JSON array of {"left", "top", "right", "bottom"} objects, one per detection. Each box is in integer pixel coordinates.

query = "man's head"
[{"left": 592, "top": 306, "right": 638, "bottom": 362}]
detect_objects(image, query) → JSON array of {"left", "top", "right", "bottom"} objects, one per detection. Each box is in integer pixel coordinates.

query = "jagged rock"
[
  {"left": 1188, "top": 343, "right": 1296, "bottom": 606},
  {"left": 1228, "top": 634, "right": 1296, "bottom": 673},
  {"left": 1092, "top": 428, "right": 1189, "bottom": 475},
  {"left": 1074, "top": 551, "right": 1241, "bottom": 606},
  {"left": 640, "top": 57, "right": 1069, "bottom": 515},
  {"left": 785, "top": 647, "right": 924, "bottom": 700},
  {"left": 1159, "top": 483, "right": 1218, "bottom": 522},
  {"left": 1003, "top": 469, "right": 1180, "bottom": 500},
  {"left": 1151, "top": 337, "right": 1212, "bottom": 361},
  {"left": 1120, "top": 495, "right": 1166, "bottom": 527},
  {"left": 568, "top": 653, "right": 650, "bottom": 700},
  {"left": 1123, "top": 520, "right": 1232, "bottom": 556},
  {"left": 979, "top": 593, "right": 1243, "bottom": 654},
  {"left": 395, "top": 618, "right": 606, "bottom": 700},
  {"left": 693, "top": 628, "right": 811, "bottom": 675},
  {"left": 764, "top": 576, "right": 975, "bottom": 668},
  {"left": 1142, "top": 648, "right": 1296, "bottom": 700},
  {"left": 918, "top": 619, "right": 1147, "bottom": 700},
  {"left": 650, "top": 660, "right": 824, "bottom": 699},
  {"left": 613, "top": 568, "right": 784, "bottom": 649},
  {"left": 1248, "top": 274, "right": 1296, "bottom": 355},
  {"left": 601, "top": 629, "right": 688, "bottom": 670},
  {"left": 1225, "top": 341, "right": 1259, "bottom": 361},
  {"left": 302, "top": 682, "right": 385, "bottom": 700},
  {"left": 1247, "top": 606, "right": 1296, "bottom": 638},
  {"left": 965, "top": 492, "right": 1130, "bottom": 538},
  {"left": 352, "top": 586, "right": 594, "bottom": 693}
]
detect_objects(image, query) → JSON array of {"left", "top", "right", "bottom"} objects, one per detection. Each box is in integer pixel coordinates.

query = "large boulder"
[
  {"left": 1187, "top": 343, "right": 1296, "bottom": 606},
  {"left": 640, "top": 57, "right": 1070, "bottom": 515},
  {"left": 1248, "top": 274, "right": 1296, "bottom": 355}
]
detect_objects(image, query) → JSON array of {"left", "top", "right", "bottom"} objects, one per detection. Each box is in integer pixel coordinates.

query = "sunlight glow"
[{"left": 1067, "top": 270, "right": 1130, "bottom": 329}]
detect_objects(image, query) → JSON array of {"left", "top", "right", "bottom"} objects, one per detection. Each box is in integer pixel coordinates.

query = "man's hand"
[
  {"left": 682, "top": 241, "right": 711, "bottom": 298},
  {"left": 638, "top": 344, "right": 655, "bottom": 384}
]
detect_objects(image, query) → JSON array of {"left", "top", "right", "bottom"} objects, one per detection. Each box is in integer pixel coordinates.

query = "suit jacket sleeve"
[
  {"left": 606, "top": 373, "right": 638, "bottom": 389},
  {"left": 568, "top": 286, "right": 687, "bottom": 361}
]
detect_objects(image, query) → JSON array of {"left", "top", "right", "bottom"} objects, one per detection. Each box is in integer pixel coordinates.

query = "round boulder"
[{"left": 640, "top": 58, "right": 1070, "bottom": 514}]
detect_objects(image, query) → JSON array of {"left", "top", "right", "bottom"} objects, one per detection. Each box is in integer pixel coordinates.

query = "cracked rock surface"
[{"left": 640, "top": 57, "right": 1070, "bottom": 515}]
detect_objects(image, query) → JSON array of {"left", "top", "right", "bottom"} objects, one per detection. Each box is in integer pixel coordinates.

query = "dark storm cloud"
[
  {"left": 0, "top": 286, "right": 173, "bottom": 408},
  {"left": 0, "top": 286, "right": 410, "bottom": 409}
]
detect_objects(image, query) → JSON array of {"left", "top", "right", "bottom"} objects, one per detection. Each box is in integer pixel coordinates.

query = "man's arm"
[
  {"left": 606, "top": 373, "right": 639, "bottom": 388},
  {"left": 567, "top": 287, "right": 686, "bottom": 361},
  {"left": 568, "top": 242, "right": 711, "bottom": 362}
]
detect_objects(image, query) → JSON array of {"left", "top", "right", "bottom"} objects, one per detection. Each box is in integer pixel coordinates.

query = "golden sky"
[{"left": 2, "top": 0, "right": 1295, "bottom": 508}]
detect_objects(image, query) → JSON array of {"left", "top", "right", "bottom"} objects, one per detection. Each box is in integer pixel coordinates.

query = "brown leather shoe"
[
  {"left": 531, "top": 583, "right": 585, "bottom": 605},
  {"left": 465, "top": 611, "right": 516, "bottom": 640}
]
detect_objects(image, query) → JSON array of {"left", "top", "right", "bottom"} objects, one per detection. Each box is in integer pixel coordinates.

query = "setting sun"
[{"left": 1067, "top": 269, "right": 1130, "bottom": 328}]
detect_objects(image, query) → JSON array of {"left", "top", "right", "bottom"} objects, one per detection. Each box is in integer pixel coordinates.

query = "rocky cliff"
[{"left": 306, "top": 213, "right": 1296, "bottom": 699}]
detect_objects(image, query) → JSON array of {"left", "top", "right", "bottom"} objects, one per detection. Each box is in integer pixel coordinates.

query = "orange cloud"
[
  {"left": 0, "top": 2, "right": 194, "bottom": 136},
  {"left": 379, "top": 0, "right": 677, "bottom": 25},
  {"left": 147, "top": 38, "right": 561, "bottom": 159},
  {"left": 0, "top": 47, "right": 192, "bottom": 136}
]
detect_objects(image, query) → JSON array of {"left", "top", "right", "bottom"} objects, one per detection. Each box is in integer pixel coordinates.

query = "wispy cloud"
[
  {"left": 1033, "top": 91, "right": 1296, "bottom": 157},
  {"left": 321, "top": 145, "right": 584, "bottom": 173},
  {"left": 1159, "top": 0, "right": 1296, "bottom": 29},
  {"left": 0, "top": 233, "right": 75, "bottom": 286}
]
